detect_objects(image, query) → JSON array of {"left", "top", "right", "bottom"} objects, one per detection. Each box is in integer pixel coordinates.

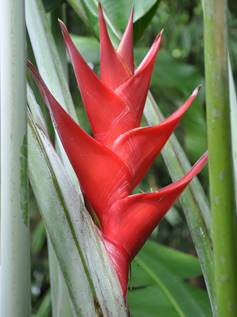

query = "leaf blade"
[
  {"left": 28, "top": 103, "right": 128, "bottom": 316},
  {"left": 28, "top": 115, "right": 96, "bottom": 316},
  {"left": 131, "top": 241, "right": 211, "bottom": 317}
]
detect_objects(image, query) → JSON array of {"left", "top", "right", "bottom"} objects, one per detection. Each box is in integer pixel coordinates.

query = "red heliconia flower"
[{"left": 28, "top": 3, "right": 208, "bottom": 297}]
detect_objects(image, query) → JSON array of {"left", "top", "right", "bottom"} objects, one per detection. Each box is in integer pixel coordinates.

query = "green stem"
[
  {"left": 1, "top": 0, "right": 31, "bottom": 316},
  {"left": 202, "top": 1, "right": 237, "bottom": 316}
]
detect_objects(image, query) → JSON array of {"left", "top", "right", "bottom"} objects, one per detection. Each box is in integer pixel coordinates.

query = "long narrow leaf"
[
  {"left": 50, "top": 9, "right": 73, "bottom": 315},
  {"left": 47, "top": 238, "right": 74, "bottom": 317},
  {"left": 28, "top": 107, "right": 128, "bottom": 316},
  {"left": 28, "top": 114, "right": 96, "bottom": 317},
  {"left": 27, "top": 87, "right": 83, "bottom": 316},
  {"left": 26, "top": 0, "right": 80, "bottom": 190},
  {"left": 33, "top": 291, "right": 51, "bottom": 317},
  {"left": 26, "top": 0, "right": 77, "bottom": 120},
  {"left": 26, "top": 2, "right": 83, "bottom": 313}
]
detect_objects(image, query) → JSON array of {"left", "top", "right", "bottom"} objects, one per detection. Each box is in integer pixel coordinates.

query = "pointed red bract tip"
[
  {"left": 112, "top": 87, "right": 200, "bottom": 188},
  {"left": 117, "top": 8, "right": 134, "bottom": 74},
  {"left": 98, "top": 2, "right": 131, "bottom": 89},
  {"left": 191, "top": 84, "right": 202, "bottom": 97},
  {"left": 103, "top": 152, "right": 208, "bottom": 260},
  {"left": 59, "top": 20, "right": 138, "bottom": 145},
  {"left": 135, "top": 31, "right": 163, "bottom": 74},
  {"left": 28, "top": 62, "right": 132, "bottom": 224},
  {"left": 116, "top": 31, "right": 162, "bottom": 125}
]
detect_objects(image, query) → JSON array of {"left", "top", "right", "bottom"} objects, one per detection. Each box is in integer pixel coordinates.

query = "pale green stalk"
[
  {"left": 202, "top": 0, "right": 237, "bottom": 316},
  {"left": 0, "top": 0, "right": 31, "bottom": 316}
]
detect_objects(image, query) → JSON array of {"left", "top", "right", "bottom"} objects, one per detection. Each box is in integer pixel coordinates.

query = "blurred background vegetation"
[{"left": 29, "top": 1, "right": 237, "bottom": 316}]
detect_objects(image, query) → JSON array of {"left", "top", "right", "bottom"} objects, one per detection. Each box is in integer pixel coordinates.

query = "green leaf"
[
  {"left": 129, "top": 241, "right": 201, "bottom": 288},
  {"left": 144, "top": 241, "right": 202, "bottom": 278},
  {"left": 129, "top": 281, "right": 212, "bottom": 317},
  {"left": 31, "top": 221, "right": 46, "bottom": 255},
  {"left": 99, "top": 0, "right": 160, "bottom": 40},
  {"left": 129, "top": 241, "right": 211, "bottom": 317},
  {"left": 33, "top": 291, "right": 51, "bottom": 317},
  {"left": 26, "top": 0, "right": 77, "bottom": 121},
  {"left": 43, "top": 0, "right": 64, "bottom": 12},
  {"left": 71, "top": 35, "right": 100, "bottom": 64},
  {"left": 228, "top": 0, "right": 237, "bottom": 18},
  {"left": 28, "top": 93, "right": 128, "bottom": 316},
  {"left": 27, "top": 3, "right": 81, "bottom": 313},
  {"left": 47, "top": 238, "right": 74, "bottom": 317},
  {"left": 67, "top": 0, "right": 160, "bottom": 43},
  {"left": 26, "top": 0, "right": 81, "bottom": 190},
  {"left": 133, "top": 1, "right": 160, "bottom": 42},
  {"left": 183, "top": 285, "right": 212, "bottom": 317},
  {"left": 128, "top": 285, "right": 211, "bottom": 317},
  {"left": 26, "top": 3, "right": 81, "bottom": 312},
  {"left": 128, "top": 286, "right": 177, "bottom": 317},
  {"left": 28, "top": 113, "right": 97, "bottom": 316}
]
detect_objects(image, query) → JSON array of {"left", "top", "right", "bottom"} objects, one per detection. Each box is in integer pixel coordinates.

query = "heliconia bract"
[{"left": 28, "top": 3, "right": 208, "bottom": 297}]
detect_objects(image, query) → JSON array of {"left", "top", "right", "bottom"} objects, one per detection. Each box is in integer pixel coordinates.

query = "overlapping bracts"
[{"left": 28, "top": 3, "right": 207, "bottom": 296}]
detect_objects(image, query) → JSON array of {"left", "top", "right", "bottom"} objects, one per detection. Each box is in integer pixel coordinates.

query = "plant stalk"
[
  {"left": 202, "top": 0, "right": 237, "bottom": 316},
  {"left": 0, "top": 0, "right": 31, "bottom": 316}
]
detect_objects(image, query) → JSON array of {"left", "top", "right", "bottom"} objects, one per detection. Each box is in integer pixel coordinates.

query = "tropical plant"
[{"left": 1, "top": 0, "right": 237, "bottom": 316}]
